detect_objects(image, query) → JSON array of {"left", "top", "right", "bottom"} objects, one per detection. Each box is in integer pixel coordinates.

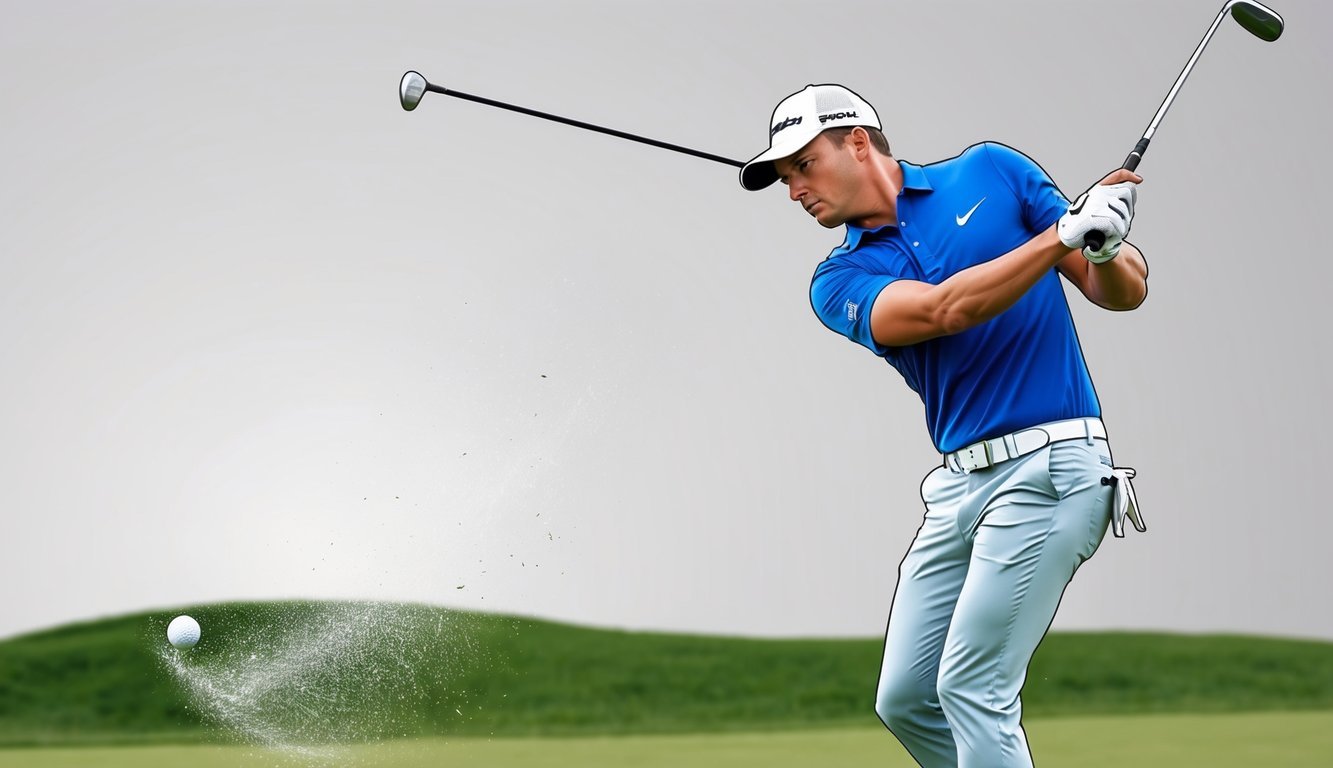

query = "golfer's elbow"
[
  {"left": 936, "top": 302, "right": 976, "bottom": 336},
  {"left": 927, "top": 285, "right": 986, "bottom": 336},
  {"left": 1111, "top": 286, "right": 1148, "bottom": 311}
]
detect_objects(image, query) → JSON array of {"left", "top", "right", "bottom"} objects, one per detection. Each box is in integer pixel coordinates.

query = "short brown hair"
[{"left": 823, "top": 126, "right": 892, "bottom": 157}]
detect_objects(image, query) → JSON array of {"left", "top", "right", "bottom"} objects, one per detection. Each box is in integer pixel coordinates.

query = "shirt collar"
[
  {"left": 900, "top": 160, "right": 932, "bottom": 193},
  {"left": 842, "top": 160, "right": 932, "bottom": 251}
]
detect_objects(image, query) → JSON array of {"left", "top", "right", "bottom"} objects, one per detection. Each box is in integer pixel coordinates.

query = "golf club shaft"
[
  {"left": 424, "top": 83, "right": 744, "bottom": 168},
  {"left": 1084, "top": 7, "right": 1232, "bottom": 252},
  {"left": 1116, "top": 3, "right": 1234, "bottom": 174}
]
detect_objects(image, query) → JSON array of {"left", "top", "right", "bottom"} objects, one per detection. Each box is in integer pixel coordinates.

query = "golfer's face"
[{"left": 774, "top": 134, "right": 857, "bottom": 229}]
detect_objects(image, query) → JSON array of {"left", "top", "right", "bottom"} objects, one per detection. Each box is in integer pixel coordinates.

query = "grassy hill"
[{"left": 1, "top": 601, "right": 1331, "bottom": 748}]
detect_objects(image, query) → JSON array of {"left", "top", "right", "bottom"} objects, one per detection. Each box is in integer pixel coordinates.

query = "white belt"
[{"left": 944, "top": 417, "right": 1107, "bottom": 474}]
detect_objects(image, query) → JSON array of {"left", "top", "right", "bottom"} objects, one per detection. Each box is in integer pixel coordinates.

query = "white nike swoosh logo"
[{"left": 956, "top": 197, "right": 986, "bottom": 226}]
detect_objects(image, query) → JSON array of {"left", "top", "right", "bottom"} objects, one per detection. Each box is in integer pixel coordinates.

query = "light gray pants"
[{"left": 875, "top": 438, "right": 1115, "bottom": 768}]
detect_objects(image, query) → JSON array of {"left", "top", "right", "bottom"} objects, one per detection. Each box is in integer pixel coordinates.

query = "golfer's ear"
[{"left": 851, "top": 127, "right": 873, "bottom": 159}]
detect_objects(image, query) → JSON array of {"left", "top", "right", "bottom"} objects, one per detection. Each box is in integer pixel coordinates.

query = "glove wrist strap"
[{"left": 1083, "top": 246, "right": 1120, "bottom": 265}]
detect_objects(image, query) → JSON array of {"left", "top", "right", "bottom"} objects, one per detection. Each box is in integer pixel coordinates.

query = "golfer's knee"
[
  {"left": 935, "top": 662, "right": 1002, "bottom": 720},
  {"left": 875, "top": 670, "right": 936, "bottom": 731},
  {"left": 934, "top": 667, "right": 972, "bottom": 717}
]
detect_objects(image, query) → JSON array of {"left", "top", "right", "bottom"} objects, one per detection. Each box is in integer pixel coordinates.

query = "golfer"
[{"left": 740, "top": 84, "right": 1147, "bottom": 767}]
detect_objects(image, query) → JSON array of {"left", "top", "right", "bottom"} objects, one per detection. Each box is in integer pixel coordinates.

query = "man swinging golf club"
[{"left": 740, "top": 85, "right": 1146, "bottom": 767}]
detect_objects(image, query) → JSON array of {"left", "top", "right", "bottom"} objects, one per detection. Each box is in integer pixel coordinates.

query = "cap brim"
[
  {"left": 739, "top": 134, "right": 816, "bottom": 191},
  {"left": 739, "top": 158, "right": 779, "bottom": 191}
]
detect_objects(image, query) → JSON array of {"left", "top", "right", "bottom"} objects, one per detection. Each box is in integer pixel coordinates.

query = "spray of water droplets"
[{"left": 157, "top": 601, "right": 482, "bottom": 762}]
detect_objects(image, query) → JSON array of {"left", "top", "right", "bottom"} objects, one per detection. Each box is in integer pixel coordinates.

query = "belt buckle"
[{"left": 954, "top": 441, "right": 992, "bottom": 471}]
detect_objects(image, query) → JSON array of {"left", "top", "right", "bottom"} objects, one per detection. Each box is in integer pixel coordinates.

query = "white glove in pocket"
[{"left": 1106, "top": 466, "right": 1145, "bottom": 538}]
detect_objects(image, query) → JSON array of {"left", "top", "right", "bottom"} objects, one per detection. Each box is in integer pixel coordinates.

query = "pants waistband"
[{"left": 944, "top": 418, "right": 1106, "bottom": 474}]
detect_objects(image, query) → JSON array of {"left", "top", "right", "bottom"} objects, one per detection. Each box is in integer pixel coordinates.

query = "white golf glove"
[
  {"left": 1058, "top": 181, "right": 1137, "bottom": 263},
  {"left": 1106, "top": 467, "right": 1146, "bottom": 538}
]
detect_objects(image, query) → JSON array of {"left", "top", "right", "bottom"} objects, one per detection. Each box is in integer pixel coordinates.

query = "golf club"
[
  {"left": 1084, "top": 0, "right": 1284, "bottom": 251},
  {"left": 399, "top": 71, "right": 744, "bottom": 168}
]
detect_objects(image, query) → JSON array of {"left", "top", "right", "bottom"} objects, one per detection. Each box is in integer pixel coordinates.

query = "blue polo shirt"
[{"left": 808, "top": 142, "right": 1099, "bottom": 454}]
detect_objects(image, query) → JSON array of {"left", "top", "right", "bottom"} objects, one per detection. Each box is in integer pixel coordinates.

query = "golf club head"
[
  {"left": 1230, "top": 0, "right": 1284, "bottom": 42},
  {"left": 400, "top": 71, "right": 428, "bottom": 111}
]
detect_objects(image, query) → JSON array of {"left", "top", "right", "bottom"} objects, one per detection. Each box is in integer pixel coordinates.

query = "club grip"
[
  {"left": 1083, "top": 138, "right": 1151, "bottom": 253},
  {"left": 1083, "top": 230, "right": 1106, "bottom": 252},
  {"left": 1122, "top": 137, "right": 1150, "bottom": 173}
]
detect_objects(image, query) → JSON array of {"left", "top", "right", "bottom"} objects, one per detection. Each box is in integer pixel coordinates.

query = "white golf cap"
[{"left": 739, "top": 84, "right": 881, "bottom": 191}]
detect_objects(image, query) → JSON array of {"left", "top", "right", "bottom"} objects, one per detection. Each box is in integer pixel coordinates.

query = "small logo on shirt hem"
[{"left": 846, "top": 301, "right": 858, "bottom": 322}]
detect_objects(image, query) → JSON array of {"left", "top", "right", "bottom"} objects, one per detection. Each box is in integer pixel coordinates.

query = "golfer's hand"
[
  {"left": 1095, "top": 169, "right": 1143, "bottom": 187},
  {"left": 1058, "top": 174, "right": 1141, "bottom": 263}
]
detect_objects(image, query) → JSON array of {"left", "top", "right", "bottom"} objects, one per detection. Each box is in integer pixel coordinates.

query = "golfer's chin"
[{"left": 811, "top": 207, "right": 844, "bottom": 229}]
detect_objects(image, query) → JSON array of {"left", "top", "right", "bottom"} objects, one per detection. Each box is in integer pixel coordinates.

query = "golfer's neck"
[{"left": 849, "top": 162, "right": 904, "bottom": 231}]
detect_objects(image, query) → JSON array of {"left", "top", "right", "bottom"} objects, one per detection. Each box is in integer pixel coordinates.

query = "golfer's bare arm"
[
  {"left": 1055, "top": 241, "right": 1148, "bottom": 311},
  {"left": 868, "top": 230, "right": 1148, "bottom": 346},
  {"left": 867, "top": 226, "right": 1071, "bottom": 346},
  {"left": 867, "top": 169, "right": 1145, "bottom": 346}
]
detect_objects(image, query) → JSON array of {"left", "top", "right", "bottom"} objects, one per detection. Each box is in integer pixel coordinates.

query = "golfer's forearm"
[
  {"left": 1086, "top": 242, "right": 1148, "bottom": 309},
  {"left": 930, "top": 225, "right": 1069, "bottom": 333}
]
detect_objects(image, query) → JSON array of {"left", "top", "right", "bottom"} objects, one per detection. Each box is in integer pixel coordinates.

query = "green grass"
[
  {"left": 1, "top": 601, "right": 1332, "bottom": 747},
  {"left": 1, "top": 711, "right": 1331, "bottom": 767}
]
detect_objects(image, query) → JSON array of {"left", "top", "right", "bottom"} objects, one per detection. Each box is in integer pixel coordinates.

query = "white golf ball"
[{"left": 167, "top": 615, "right": 201, "bottom": 649}]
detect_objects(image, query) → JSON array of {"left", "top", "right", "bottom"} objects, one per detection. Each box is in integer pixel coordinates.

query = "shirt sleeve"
[
  {"left": 809, "top": 256, "right": 898, "bottom": 356},
  {"left": 982, "top": 142, "right": 1070, "bottom": 234}
]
